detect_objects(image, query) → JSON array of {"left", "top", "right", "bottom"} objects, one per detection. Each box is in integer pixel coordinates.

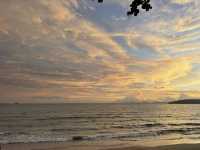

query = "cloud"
[{"left": 0, "top": 0, "right": 200, "bottom": 102}]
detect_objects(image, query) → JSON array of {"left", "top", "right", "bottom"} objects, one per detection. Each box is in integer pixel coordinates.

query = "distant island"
[{"left": 169, "top": 99, "right": 200, "bottom": 104}]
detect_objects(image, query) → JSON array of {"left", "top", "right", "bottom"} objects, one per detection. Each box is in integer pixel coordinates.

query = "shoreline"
[
  {"left": 1, "top": 142, "right": 200, "bottom": 150},
  {"left": 107, "top": 143, "right": 200, "bottom": 150}
]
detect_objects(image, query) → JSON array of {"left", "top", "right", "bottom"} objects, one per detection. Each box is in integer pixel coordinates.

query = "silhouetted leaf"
[{"left": 96, "top": 0, "right": 152, "bottom": 16}]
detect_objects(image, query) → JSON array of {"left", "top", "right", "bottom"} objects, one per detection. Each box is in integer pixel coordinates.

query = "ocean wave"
[
  {"left": 0, "top": 135, "right": 70, "bottom": 144},
  {"left": 71, "top": 127, "right": 200, "bottom": 141},
  {"left": 50, "top": 127, "right": 99, "bottom": 132},
  {"left": 142, "top": 123, "right": 164, "bottom": 128},
  {"left": 110, "top": 123, "right": 165, "bottom": 129},
  {"left": 168, "top": 123, "right": 200, "bottom": 126},
  {"left": 0, "top": 132, "right": 11, "bottom": 136},
  {"left": 35, "top": 115, "right": 139, "bottom": 121},
  {"left": 2, "top": 126, "right": 200, "bottom": 144}
]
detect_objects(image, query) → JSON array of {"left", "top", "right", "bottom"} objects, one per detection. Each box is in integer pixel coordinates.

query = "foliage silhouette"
[{"left": 96, "top": 0, "right": 152, "bottom": 16}]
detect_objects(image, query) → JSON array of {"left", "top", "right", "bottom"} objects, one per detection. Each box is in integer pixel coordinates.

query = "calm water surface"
[{"left": 0, "top": 103, "right": 200, "bottom": 144}]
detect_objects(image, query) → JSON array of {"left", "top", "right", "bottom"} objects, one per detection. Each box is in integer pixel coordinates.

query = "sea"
[{"left": 1, "top": 103, "right": 200, "bottom": 146}]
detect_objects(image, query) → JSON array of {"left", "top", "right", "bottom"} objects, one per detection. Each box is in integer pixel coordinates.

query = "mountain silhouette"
[{"left": 169, "top": 99, "right": 200, "bottom": 104}]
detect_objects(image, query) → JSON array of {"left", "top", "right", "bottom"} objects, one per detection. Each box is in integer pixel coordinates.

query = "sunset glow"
[{"left": 0, "top": 0, "right": 200, "bottom": 103}]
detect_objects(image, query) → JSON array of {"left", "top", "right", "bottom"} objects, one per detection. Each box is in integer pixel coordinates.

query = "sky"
[{"left": 0, "top": 0, "right": 200, "bottom": 103}]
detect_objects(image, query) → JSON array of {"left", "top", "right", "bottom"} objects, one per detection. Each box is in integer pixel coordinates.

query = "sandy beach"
[{"left": 1, "top": 143, "right": 200, "bottom": 150}]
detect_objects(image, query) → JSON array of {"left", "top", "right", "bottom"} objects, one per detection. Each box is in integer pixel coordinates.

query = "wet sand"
[
  {"left": 1, "top": 143, "right": 200, "bottom": 150},
  {"left": 108, "top": 144, "right": 200, "bottom": 150}
]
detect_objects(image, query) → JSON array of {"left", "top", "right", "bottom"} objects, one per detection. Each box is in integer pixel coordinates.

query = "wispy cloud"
[{"left": 0, "top": 0, "right": 200, "bottom": 103}]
